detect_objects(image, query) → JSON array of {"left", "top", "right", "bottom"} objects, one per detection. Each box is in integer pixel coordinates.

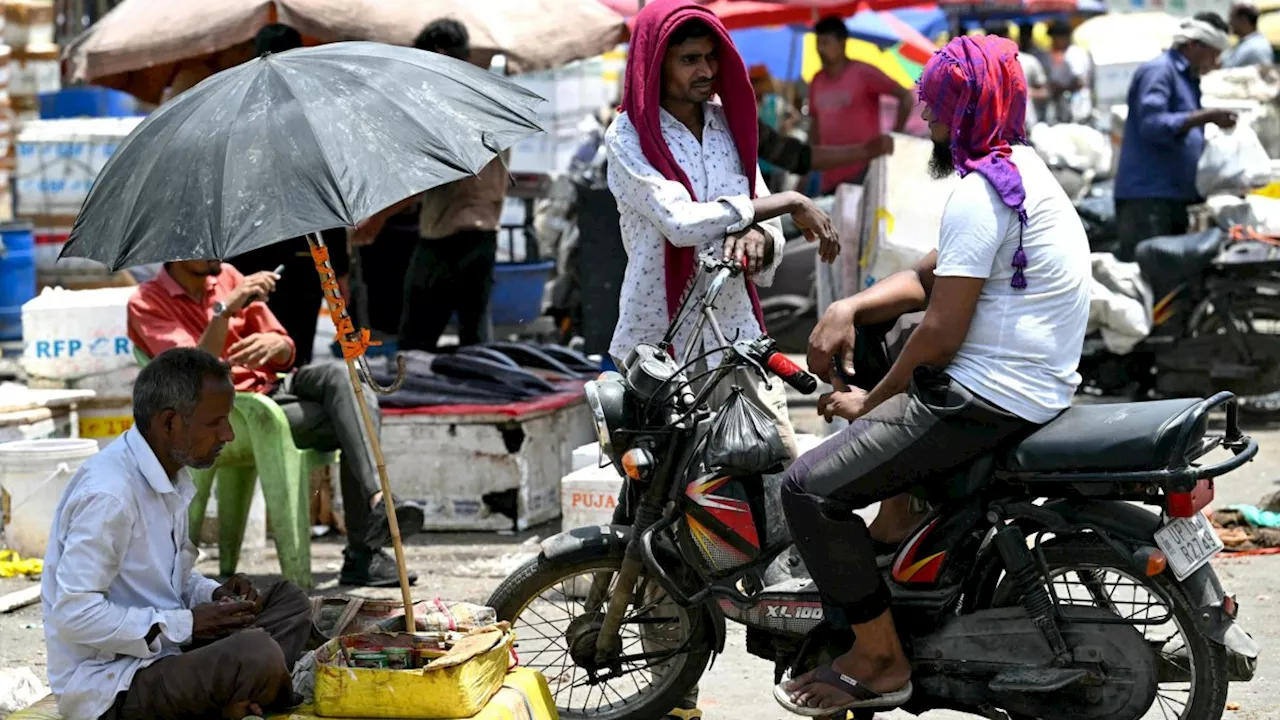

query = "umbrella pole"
[{"left": 306, "top": 231, "right": 415, "bottom": 632}]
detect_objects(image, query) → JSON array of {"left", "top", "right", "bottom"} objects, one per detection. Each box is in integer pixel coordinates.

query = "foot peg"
[{"left": 988, "top": 666, "right": 1089, "bottom": 693}]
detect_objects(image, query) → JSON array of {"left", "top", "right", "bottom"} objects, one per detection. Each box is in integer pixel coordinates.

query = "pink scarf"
[{"left": 619, "top": 0, "right": 766, "bottom": 328}]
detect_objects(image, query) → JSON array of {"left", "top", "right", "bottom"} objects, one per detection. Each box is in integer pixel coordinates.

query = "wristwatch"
[{"left": 211, "top": 301, "right": 230, "bottom": 319}]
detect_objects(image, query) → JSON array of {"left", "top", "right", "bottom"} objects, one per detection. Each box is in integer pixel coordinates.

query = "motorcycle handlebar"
[{"left": 762, "top": 348, "right": 818, "bottom": 395}]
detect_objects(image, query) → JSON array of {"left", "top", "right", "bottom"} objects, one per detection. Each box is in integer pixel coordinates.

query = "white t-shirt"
[{"left": 935, "top": 145, "right": 1091, "bottom": 424}]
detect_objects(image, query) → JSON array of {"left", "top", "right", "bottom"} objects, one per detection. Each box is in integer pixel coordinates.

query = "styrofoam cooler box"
[
  {"left": 21, "top": 286, "right": 136, "bottom": 380},
  {"left": 29, "top": 214, "right": 104, "bottom": 275},
  {"left": 571, "top": 441, "right": 606, "bottom": 472},
  {"left": 15, "top": 116, "right": 144, "bottom": 217},
  {"left": 560, "top": 463, "right": 623, "bottom": 530}
]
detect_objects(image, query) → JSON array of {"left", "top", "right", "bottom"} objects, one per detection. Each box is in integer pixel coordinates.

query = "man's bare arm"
[
  {"left": 857, "top": 274, "right": 984, "bottom": 410},
  {"left": 807, "top": 250, "right": 938, "bottom": 380},
  {"left": 348, "top": 195, "right": 420, "bottom": 247},
  {"left": 892, "top": 85, "right": 914, "bottom": 132},
  {"left": 197, "top": 316, "right": 232, "bottom": 358},
  {"left": 810, "top": 136, "right": 894, "bottom": 172}
]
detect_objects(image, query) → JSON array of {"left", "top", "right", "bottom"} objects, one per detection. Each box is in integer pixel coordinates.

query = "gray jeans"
[{"left": 272, "top": 361, "right": 382, "bottom": 551}]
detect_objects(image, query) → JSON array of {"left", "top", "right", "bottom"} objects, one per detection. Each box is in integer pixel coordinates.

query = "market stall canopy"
[
  {"left": 1072, "top": 11, "right": 1181, "bottom": 66},
  {"left": 891, "top": 5, "right": 947, "bottom": 37},
  {"left": 63, "top": 0, "right": 628, "bottom": 105},
  {"left": 939, "top": 0, "right": 1097, "bottom": 17},
  {"left": 601, "top": 0, "right": 866, "bottom": 29}
]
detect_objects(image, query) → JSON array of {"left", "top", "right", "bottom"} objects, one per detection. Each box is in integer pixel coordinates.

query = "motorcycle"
[
  {"left": 488, "top": 251, "right": 1261, "bottom": 720},
  {"left": 1079, "top": 222, "right": 1280, "bottom": 410}
]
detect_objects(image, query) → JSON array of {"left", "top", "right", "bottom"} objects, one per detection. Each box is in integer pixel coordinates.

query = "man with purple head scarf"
[{"left": 774, "top": 36, "right": 1092, "bottom": 716}]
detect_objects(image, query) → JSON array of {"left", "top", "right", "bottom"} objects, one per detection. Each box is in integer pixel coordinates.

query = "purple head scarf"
[{"left": 919, "top": 35, "right": 1031, "bottom": 289}]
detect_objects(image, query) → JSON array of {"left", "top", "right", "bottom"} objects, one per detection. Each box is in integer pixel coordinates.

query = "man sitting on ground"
[
  {"left": 127, "top": 259, "right": 424, "bottom": 587},
  {"left": 43, "top": 348, "right": 313, "bottom": 720}
]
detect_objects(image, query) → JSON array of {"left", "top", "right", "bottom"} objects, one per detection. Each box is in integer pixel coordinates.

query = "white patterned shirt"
[{"left": 605, "top": 102, "right": 785, "bottom": 364}]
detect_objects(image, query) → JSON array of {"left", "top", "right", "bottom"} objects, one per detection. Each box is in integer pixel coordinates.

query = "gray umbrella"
[
  {"left": 59, "top": 41, "right": 544, "bottom": 270},
  {"left": 58, "top": 41, "right": 545, "bottom": 626}
]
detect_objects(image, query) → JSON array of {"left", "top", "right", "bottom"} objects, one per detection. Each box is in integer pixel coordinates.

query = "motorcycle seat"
[
  {"left": 1001, "top": 398, "right": 1206, "bottom": 474},
  {"left": 1133, "top": 229, "right": 1222, "bottom": 300}
]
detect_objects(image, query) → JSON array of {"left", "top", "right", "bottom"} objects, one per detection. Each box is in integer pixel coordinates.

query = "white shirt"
[
  {"left": 935, "top": 146, "right": 1091, "bottom": 423},
  {"left": 1224, "top": 31, "right": 1275, "bottom": 68},
  {"left": 606, "top": 103, "right": 785, "bottom": 363},
  {"left": 41, "top": 427, "right": 221, "bottom": 720}
]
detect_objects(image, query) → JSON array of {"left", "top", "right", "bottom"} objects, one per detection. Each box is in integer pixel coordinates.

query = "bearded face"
[{"left": 928, "top": 139, "right": 955, "bottom": 180}]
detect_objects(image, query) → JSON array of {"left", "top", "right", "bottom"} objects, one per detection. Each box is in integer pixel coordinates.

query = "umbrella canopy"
[
  {"left": 60, "top": 41, "right": 543, "bottom": 271},
  {"left": 63, "top": 0, "right": 627, "bottom": 105},
  {"left": 889, "top": 5, "right": 948, "bottom": 37},
  {"left": 845, "top": 10, "right": 902, "bottom": 46},
  {"left": 844, "top": 11, "right": 935, "bottom": 63},
  {"left": 733, "top": 26, "right": 807, "bottom": 79},
  {"left": 601, "top": 0, "right": 864, "bottom": 30},
  {"left": 877, "top": 12, "right": 936, "bottom": 63},
  {"left": 1073, "top": 11, "right": 1181, "bottom": 66}
]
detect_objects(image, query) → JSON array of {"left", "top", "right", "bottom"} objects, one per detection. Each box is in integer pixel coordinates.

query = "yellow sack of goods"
[{"left": 313, "top": 623, "right": 516, "bottom": 719}]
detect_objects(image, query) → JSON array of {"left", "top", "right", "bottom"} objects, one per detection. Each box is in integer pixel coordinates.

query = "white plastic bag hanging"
[{"left": 1196, "top": 123, "right": 1273, "bottom": 197}]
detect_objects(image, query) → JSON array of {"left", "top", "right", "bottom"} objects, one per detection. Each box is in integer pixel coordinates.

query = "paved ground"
[{"left": 2, "top": 406, "right": 1279, "bottom": 719}]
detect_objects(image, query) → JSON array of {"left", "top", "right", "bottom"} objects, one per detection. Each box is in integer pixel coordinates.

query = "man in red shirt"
[
  {"left": 127, "top": 260, "right": 425, "bottom": 587},
  {"left": 809, "top": 16, "right": 915, "bottom": 194}
]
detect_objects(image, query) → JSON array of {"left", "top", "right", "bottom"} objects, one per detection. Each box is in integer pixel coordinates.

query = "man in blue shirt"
[{"left": 1114, "top": 13, "right": 1238, "bottom": 261}]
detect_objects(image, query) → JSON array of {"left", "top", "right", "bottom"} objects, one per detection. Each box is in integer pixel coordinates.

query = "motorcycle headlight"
[{"left": 584, "top": 374, "right": 628, "bottom": 460}]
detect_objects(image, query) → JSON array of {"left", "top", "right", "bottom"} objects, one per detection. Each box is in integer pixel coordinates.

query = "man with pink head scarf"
[{"left": 776, "top": 36, "right": 1091, "bottom": 716}]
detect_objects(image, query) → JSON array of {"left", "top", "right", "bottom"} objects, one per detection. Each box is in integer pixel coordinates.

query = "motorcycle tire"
[
  {"left": 992, "top": 537, "right": 1230, "bottom": 720},
  {"left": 488, "top": 552, "right": 715, "bottom": 720},
  {"left": 1191, "top": 292, "right": 1280, "bottom": 418}
]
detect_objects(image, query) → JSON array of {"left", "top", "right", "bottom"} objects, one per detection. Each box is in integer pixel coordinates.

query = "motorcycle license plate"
[{"left": 1155, "top": 512, "right": 1224, "bottom": 581}]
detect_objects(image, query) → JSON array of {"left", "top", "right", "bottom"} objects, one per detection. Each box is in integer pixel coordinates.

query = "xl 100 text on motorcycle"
[{"left": 488, "top": 250, "right": 1261, "bottom": 720}]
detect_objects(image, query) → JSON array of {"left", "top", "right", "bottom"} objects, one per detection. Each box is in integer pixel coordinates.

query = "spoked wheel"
[
  {"left": 993, "top": 538, "right": 1229, "bottom": 720},
  {"left": 488, "top": 553, "right": 713, "bottom": 720},
  {"left": 1193, "top": 293, "right": 1280, "bottom": 415}
]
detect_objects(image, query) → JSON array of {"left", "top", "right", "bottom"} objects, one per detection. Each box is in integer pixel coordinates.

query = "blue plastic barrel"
[
  {"left": 0, "top": 224, "right": 36, "bottom": 341},
  {"left": 490, "top": 260, "right": 555, "bottom": 326},
  {"left": 39, "top": 88, "right": 142, "bottom": 119}
]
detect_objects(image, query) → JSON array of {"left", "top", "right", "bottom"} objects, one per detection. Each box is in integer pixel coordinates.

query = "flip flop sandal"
[
  {"left": 773, "top": 664, "right": 912, "bottom": 717},
  {"left": 665, "top": 708, "right": 703, "bottom": 720}
]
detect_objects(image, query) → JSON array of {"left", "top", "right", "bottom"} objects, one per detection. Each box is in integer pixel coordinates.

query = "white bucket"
[{"left": 0, "top": 438, "right": 97, "bottom": 558}]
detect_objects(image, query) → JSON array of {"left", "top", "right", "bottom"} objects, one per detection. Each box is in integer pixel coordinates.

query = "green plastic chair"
[{"left": 134, "top": 348, "right": 337, "bottom": 589}]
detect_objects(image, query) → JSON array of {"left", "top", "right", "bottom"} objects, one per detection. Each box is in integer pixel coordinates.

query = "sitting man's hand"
[
  {"left": 191, "top": 600, "right": 256, "bottom": 641},
  {"left": 807, "top": 298, "right": 858, "bottom": 383},
  {"left": 213, "top": 573, "right": 262, "bottom": 609},
  {"left": 226, "top": 271, "right": 280, "bottom": 313},
  {"left": 722, "top": 225, "right": 774, "bottom": 277},
  {"left": 818, "top": 385, "right": 872, "bottom": 423},
  {"left": 228, "top": 333, "right": 291, "bottom": 369}
]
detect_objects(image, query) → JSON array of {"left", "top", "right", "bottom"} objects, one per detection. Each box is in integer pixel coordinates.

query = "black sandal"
[{"left": 773, "top": 664, "right": 912, "bottom": 717}]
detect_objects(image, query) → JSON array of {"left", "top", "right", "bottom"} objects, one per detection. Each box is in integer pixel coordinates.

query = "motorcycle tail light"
[
  {"left": 1167, "top": 479, "right": 1214, "bottom": 518},
  {"left": 622, "top": 448, "right": 655, "bottom": 481}
]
